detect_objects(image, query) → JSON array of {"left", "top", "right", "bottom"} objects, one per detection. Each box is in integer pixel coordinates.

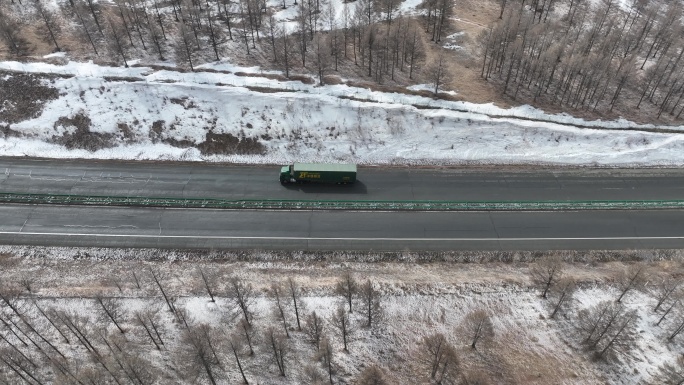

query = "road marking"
[{"left": 0, "top": 230, "right": 682, "bottom": 241}]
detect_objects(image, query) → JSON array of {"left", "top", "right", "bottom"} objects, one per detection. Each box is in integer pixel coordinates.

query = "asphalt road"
[
  {"left": 2, "top": 159, "right": 684, "bottom": 251},
  {"left": 2, "top": 204, "right": 684, "bottom": 251},
  {"left": 3, "top": 158, "right": 684, "bottom": 202}
]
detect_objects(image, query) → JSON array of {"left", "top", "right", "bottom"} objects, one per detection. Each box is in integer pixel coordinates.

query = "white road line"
[{"left": 0, "top": 231, "right": 682, "bottom": 241}]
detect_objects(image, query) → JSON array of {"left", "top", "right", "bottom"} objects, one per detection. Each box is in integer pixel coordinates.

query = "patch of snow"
[
  {"left": 398, "top": 0, "right": 424, "bottom": 13},
  {"left": 43, "top": 51, "right": 66, "bottom": 59},
  {"left": 1, "top": 59, "right": 684, "bottom": 166},
  {"left": 443, "top": 43, "right": 464, "bottom": 50},
  {"left": 445, "top": 31, "right": 465, "bottom": 39}
]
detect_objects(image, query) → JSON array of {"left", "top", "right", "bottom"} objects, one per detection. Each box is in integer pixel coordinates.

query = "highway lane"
[
  {"left": 2, "top": 204, "right": 684, "bottom": 250},
  {"left": 2, "top": 158, "right": 684, "bottom": 202}
]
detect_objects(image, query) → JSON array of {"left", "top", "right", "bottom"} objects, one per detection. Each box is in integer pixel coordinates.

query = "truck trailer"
[{"left": 279, "top": 163, "right": 357, "bottom": 184}]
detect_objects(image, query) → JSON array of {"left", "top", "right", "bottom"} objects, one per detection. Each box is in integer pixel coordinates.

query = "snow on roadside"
[{"left": 1, "top": 59, "right": 684, "bottom": 166}]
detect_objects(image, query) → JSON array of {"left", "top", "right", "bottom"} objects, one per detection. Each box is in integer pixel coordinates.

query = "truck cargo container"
[{"left": 279, "top": 163, "right": 357, "bottom": 184}]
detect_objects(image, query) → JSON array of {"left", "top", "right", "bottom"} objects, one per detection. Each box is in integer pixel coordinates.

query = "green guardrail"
[{"left": 1, "top": 192, "right": 684, "bottom": 211}]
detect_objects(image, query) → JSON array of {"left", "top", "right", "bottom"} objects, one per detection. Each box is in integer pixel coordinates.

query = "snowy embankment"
[{"left": 1, "top": 59, "right": 684, "bottom": 166}]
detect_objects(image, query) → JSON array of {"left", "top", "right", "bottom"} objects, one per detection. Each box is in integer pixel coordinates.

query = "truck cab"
[{"left": 280, "top": 165, "right": 293, "bottom": 184}]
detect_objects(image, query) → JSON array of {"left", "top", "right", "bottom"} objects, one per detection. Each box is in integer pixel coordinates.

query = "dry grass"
[
  {"left": 0, "top": 247, "right": 679, "bottom": 295},
  {"left": 0, "top": 70, "right": 60, "bottom": 124}
]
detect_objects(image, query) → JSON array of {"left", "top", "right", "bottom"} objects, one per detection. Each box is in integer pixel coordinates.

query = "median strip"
[{"left": 1, "top": 192, "right": 684, "bottom": 211}]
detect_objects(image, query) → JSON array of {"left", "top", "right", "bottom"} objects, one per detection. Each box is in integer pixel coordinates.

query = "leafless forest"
[
  {"left": 0, "top": 248, "right": 682, "bottom": 384},
  {"left": 3, "top": 0, "right": 684, "bottom": 122},
  {"left": 480, "top": 0, "right": 684, "bottom": 121}
]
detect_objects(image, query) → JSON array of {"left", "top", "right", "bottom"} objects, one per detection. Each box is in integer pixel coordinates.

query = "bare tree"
[
  {"left": 496, "top": 0, "right": 507, "bottom": 19},
  {"left": 229, "top": 277, "right": 255, "bottom": 328},
  {"left": 419, "top": 333, "right": 460, "bottom": 384},
  {"left": 131, "top": 270, "right": 142, "bottom": 290},
  {"left": 313, "top": 33, "right": 331, "bottom": 85},
  {"left": 304, "top": 311, "right": 325, "bottom": 349},
  {"left": 530, "top": 254, "right": 564, "bottom": 299},
  {"left": 0, "top": 9, "right": 28, "bottom": 56},
  {"left": 199, "top": 267, "right": 217, "bottom": 302},
  {"left": 66, "top": 1, "right": 100, "bottom": 55},
  {"left": 145, "top": 12, "right": 166, "bottom": 60},
  {"left": 405, "top": 24, "right": 424, "bottom": 79},
  {"left": 56, "top": 310, "right": 100, "bottom": 355},
  {"left": 198, "top": 323, "right": 223, "bottom": 369},
  {"left": 668, "top": 315, "right": 684, "bottom": 341},
  {"left": 0, "top": 340, "right": 35, "bottom": 373},
  {"left": 33, "top": 301, "right": 70, "bottom": 343},
  {"left": 652, "top": 356, "right": 684, "bottom": 385},
  {"left": 596, "top": 310, "right": 637, "bottom": 359},
  {"left": 426, "top": 49, "right": 450, "bottom": 94},
  {"left": 151, "top": 0, "right": 168, "bottom": 39},
  {"left": 180, "top": 325, "right": 223, "bottom": 385},
  {"left": 228, "top": 334, "right": 249, "bottom": 384},
  {"left": 134, "top": 307, "right": 165, "bottom": 350},
  {"left": 616, "top": 263, "right": 648, "bottom": 303},
  {"left": 149, "top": 268, "right": 175, "bottom": 314},
  {"left": 117, "top": 349, "right": 157, "bottom": 385},
  {"left": 331, "top": 305, "right": 355, "bottom": 352},
  {"left": 35, "top": 0, "right": 61, "bottom": 51},
  {"left": 84, "top": 0, "right": 103, "bottom": 36},
  {"left": 113, "top": 0, "right": 136, "bottom": 47},
  {"left": 101, "top": 332, "right": 157, "bottom": 385},
  {"left": 463, "top": 309, "right": 494, "bottom": 349},
  {"left": 266, "top": 327, "right": 288, "bottom": 377},
  {"left": 205, "top": 8, "right": 225, "bottom": 61},
  {"left": 316, "top": 336, "right": 335, "bottom": 384},
  {"left": 175, "top": 22, "right": 198, "bottom": 71},
  {"left": 0, "top": 290, "right": 66, "bottom": 360},
  {"left": 174, "top": 302, "right": 192, "bottom": 330},
  {"left": 652, "top": 274, "right": 681, "bottom": 312},
  {"left": 578, "top": 300, "right": 638, "bottom": 359},
  {"left": 0, "top": 348, "right": 44, "bottom": 385},
  {"left": 271, "top": 281, "right": 290, "bottom": 338},
  {"left": 107, "top": 16, "right": 131, "bottom": 67},
  {"left": 579, "top": 300, "right": 620, "bottom": 346},
  {"left": 303, "top": 363, "right": 327, "bottom": 385},
  {"left": 295, "top": 0, "right": 310, "bottom": 66},
  {"left": 287, "top": 277, "right": 303, "bottom": 331},
  {"left": 238, "top": 318, "right": 256, "bottom": 356},
  {"left": 96, "top": 296, "right": 127, "bottom": 334},
  {"left": 360, "top": 279, "right": 382, "bottom": 328},
  {"left": 237, "top": 19, "right": 252, "bottom": 55},
  {"left": 356, "top": 365, "right": 390, "bottom": 385},
  {"left": 548, "top": 278, "right": 576, "bottom": 319},
  {"left": 18, "top": 274, "right": 36, "bottom": 295},
  {"left": 657, "top": 300, "right": 679, "bottom": 326},
  {"left": 263, "top": 10, "right": 279, "bottom": 61},
  {"left": 335, "top": 271, "right": 358, "bottom": 313}
]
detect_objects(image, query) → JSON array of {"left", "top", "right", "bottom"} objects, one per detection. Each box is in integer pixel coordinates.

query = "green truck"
[{"left": 280, "top": 163, "right": 357, "bottom": 184}]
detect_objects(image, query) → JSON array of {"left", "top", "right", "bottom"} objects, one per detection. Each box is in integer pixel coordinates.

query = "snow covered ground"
[
  {"left": 1, "top": 59, "right": 684, "bottom": 166},
  {"left": 0, "top": 246, "right": 679, "bottom": 384}
]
